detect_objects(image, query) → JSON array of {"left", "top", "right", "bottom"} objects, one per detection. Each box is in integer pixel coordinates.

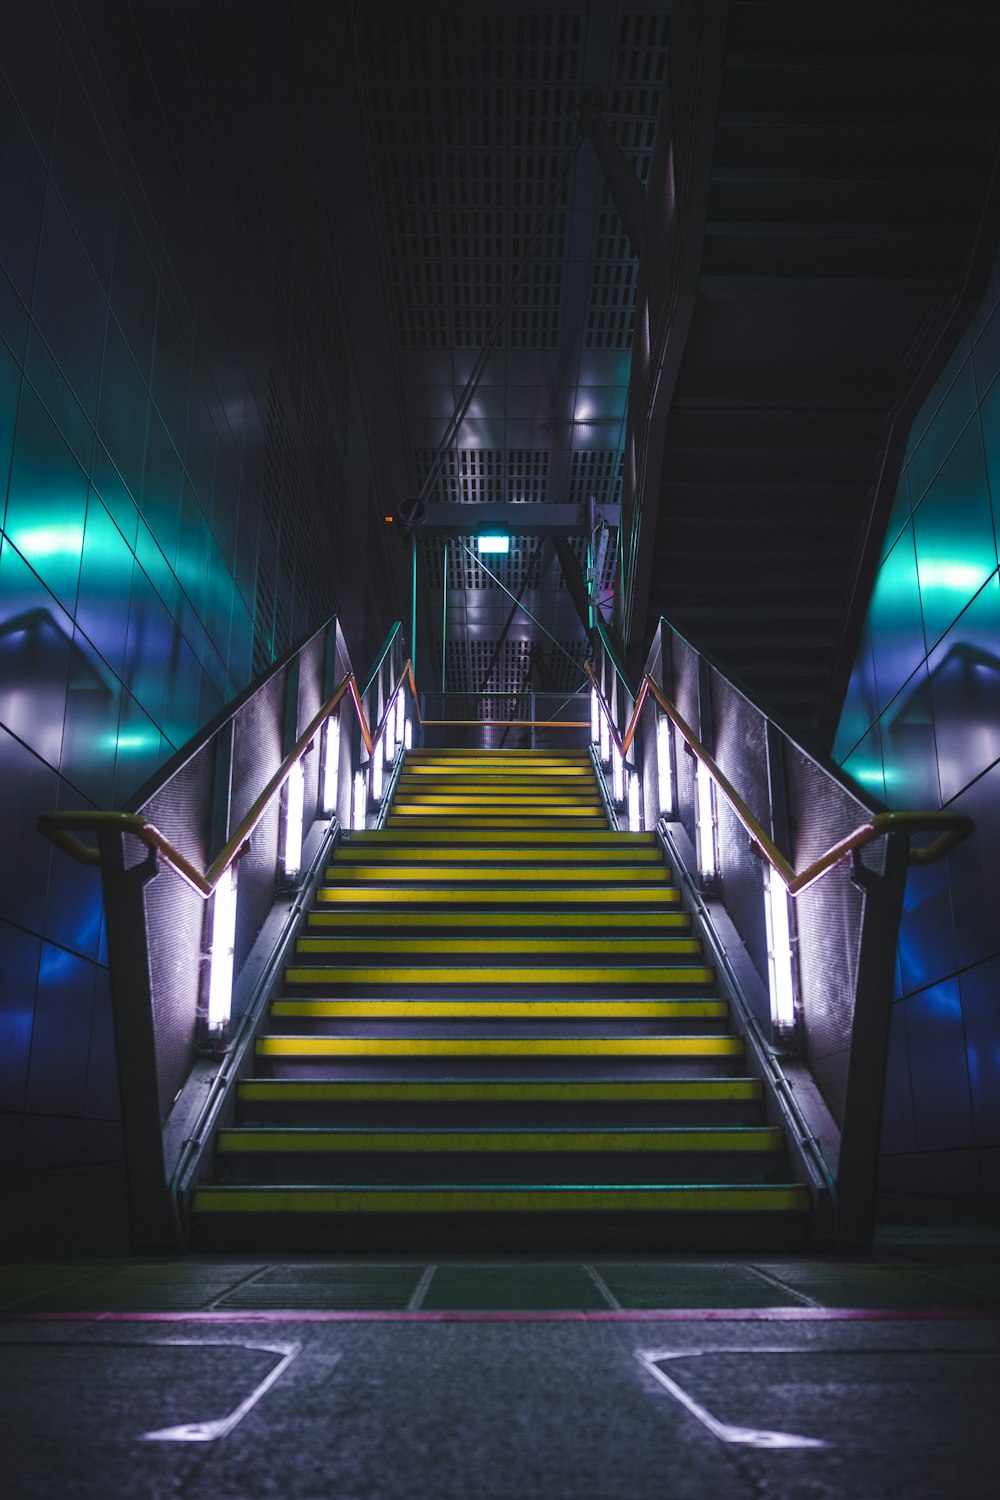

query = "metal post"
[
  {"left": 411, "top": 535, "right": 418, "bottom": 683},
  {"left": 99, "top": 832, "right": 176, "bottom": 1249},
  {"left": 441, "top": 540, "right": 448, "bottom": 693},
  {"left": 836, "top": 831, "right": 910, "bottom": 1251}
]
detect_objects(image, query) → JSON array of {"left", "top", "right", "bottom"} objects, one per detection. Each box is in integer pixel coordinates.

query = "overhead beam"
[{"left": 419, "top": 503, "right": 620, "bottom": 538}]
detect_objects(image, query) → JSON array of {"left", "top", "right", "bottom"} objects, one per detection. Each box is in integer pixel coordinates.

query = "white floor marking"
[
  {"left": 582, "top": 1264, "right": 622, "bottom": 1310},
  {"left": 637, "top": 1347, "right": 828, "bottom": 1451},
  {"left": 407, "top": 1265, "right": 438, "bottom": 1310},
  {"left": 140, "top": 1339, "right": 301, "bottom": 1443},
  {"left": 747, "top": 1264, "right": 824, "bottom": 1309}
]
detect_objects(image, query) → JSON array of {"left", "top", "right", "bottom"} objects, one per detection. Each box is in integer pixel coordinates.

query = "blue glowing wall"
[
  {"left": 834, "top": 256, "right": 1000, "bottom": 1203},
  {"left": 0, "top": 5, "right": 389, "bottom": 1172}
]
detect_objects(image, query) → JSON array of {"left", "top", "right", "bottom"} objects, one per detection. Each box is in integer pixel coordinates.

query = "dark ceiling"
[{"left": 260, "top": 0, "right": 1000, "bottom": 746}]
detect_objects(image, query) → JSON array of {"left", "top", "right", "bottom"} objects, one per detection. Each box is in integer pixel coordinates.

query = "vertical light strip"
[
  {"left": 599, "top": 700, "right": 611, "bottom": 765},
  {"left": 353, "top": 770, "right": 368, "bottom": 830},
  {"left": 322, "top": 714, "right": 340, "bottom": 815},
  {"left": 283, "top": 760, "right": 304, "bottom": 878},
  {"left": 404, "top": 717, "right": 413, "bottom": 751},
  {"left": 763, "top": 864, "right": 796, "bottom": 1029},
  {"left": 590, "top": 686, "right": 601, "bottom": 745},
  {"left": 695, "top": 758, "right": 717, "bottom": 882},
  {"left": 207, "top": 865, "right": 238, "bottom": 1033},
  {"left": 611, "top": 744, "right": 625, "bottom": 804},
  {"left": 627, "top": 767, "right": 641, "bottom": 831},
  {"left": 371, "top": 741, "right": 384, "bottom": 803},
  {"left": 656, "top": 712, "right": 673, "bottom": 817}
]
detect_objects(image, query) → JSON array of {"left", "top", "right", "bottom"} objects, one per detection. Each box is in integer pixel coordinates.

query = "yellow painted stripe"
[
  {"left": 193, "top": 1184, "right": 809, "bottom": 1214},
  {"left": 270, "top": 999, "right": 726, "bottom": 1019},
  {"left": 237, "top": 1078, "right": 763, "bottom": 1103},
  {"left": 256, "top": 1035, "right": 740, "bottom": 1056},
  {"left": 284, "top": 965, "right": 716, "bottom": 986},
  {"left": 322, "top": 865, "right": 667, "bottom": 882},
  {"left": 306, "top": 910, "right": 690, "bottom": 930},
  {"left": 295, "top": 937, "right": 703, "bottom": 957},
  {"left": 216, "top": 1127, "right": 783, "bottom": 1154},
  {"left": 317, "top": 887, "right": 681, "bottom": 905},
  {"left": 332, "top": 846, "right": 661, "bottom": 863},
  {"left": 392, "top": 793, "right": 603, "bottom": 804},
  {"left": 385, "top": 818, "right": 609, "bottom": 829},
  {"left": 348, "top": 830, "right": 656, "bottom": 844},
  {"left": 392, "top": 810, "right": 611, "bottom": 822}
]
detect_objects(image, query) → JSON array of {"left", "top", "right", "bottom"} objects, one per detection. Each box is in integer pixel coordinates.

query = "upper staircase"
[{"left": 191, "top": 748, "right": 810, "bottom": 1249}]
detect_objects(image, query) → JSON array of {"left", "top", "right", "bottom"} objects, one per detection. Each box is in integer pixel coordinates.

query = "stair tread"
[{"left": 193, "top": 747, "right": 807, "bottom": 1247}]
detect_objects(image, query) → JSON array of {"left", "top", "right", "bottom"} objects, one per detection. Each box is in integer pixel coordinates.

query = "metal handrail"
[
  {"left": 37, "top": 657, "right": 421, "bottom": 899},
  {"left": 586, "top": 662, "right": 972, "bottom": 894}
]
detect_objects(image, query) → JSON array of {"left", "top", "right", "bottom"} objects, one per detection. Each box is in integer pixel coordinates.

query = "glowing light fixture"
[
  {"left": 695, "top": 758, "right": 717, "bottom": 883},
  {"left": 763, "top": 863, "right": 796, "bottom": 1029},
  {"left": 404, "top": 717, "right": 413, "bottom": 750},
  {"left": 611, "top": 742, "right": 625, "bottom": 804},
  {"left": 477, "top": 534, "right": 510, "bottom": 554},
  {"left": 322, "top": 714, "right": 341, "bottom": 815},
  {"left": 656, "top": 712, "right": 673, "bottom": 817},
  {"left": 394, "top": 686, "right": 406, "bottom": 748},
  {"left": 207, "top": 865, "right": 238, "bottom": 1033},
  {"left": 283, "top": 760, "right": 304, "bottom": 878},
  {"left": 598, "top": 700, "right": 611, "bottom": 765},
  {"left": 590, "top": 687, "right": 601, "bottom": 745},
  {"left": 353, "top": 769, "right": 368, "bottom": 830},
  {"left": 627, "top": 767, "right": 641, "bottom": 831},
  {"left": 371, "top": 741, "right": 384, "bottom": 803}
]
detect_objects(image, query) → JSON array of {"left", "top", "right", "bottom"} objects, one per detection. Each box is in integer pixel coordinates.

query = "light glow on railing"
[
  {"left": 394, "top": 687, "right": 406, "bottom": 748},
  {"left": 695, "top": 758, "right": 718, "bottom": 882},
  {"left": 353, "top": 769, "right": 368, "bottom": 830},
  {"left": 627, "top": 767, "right": 641, "bottom": 831},
  {"left": 322, "top": 713, "right": 340, "bottom": 815},
  {"left": 611, "top": 743, "right": 625, "bottom": 804},
  {"left": 207, "top": 865, "right": 237, "bottom": 1033},
  {"left": 764, "top": 862, "right": 796, "bottom": 1029},
  {"left": 656, "top": 712, "right": 673, "bottom": 817},
  {"left": 599, "top": 700, "right": 611, "bottom": 765},
  {"left": 371, "top": 740, "right": 384, "bottom": 803},
  {"left": 590, "top": 687, "right": 601, "bottom": 745},
  {"left": 283, "top": 760, "right": 304, "bottom": 878},
  {"left": 404, "top": 717, "right": 412, "bottom": 751}
]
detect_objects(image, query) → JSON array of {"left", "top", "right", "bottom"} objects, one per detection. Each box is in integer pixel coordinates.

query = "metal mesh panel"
[
  {"left": 785, "top": 744, "right": 876, "bottom": 1125},
  {"left": 420, "top": 693, "right": 588, "bottom": 751},
  {"left": 137, "top": 753, "right": 214, "bottom": 1120},
  {"left": 298, "top": 631, "right": 326, "bottom": 821},
  {"left": 711, "top": 676, "right": 770, "bottom": 992},
  {"left": 230, "top": 670, "right": 286, "bottom": 989},
  {"left": 665, "top": 634, "right": 697, "bottom": 847}
]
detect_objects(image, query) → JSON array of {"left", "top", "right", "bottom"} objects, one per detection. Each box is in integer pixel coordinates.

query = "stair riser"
[
  {"left": 213, "top": 1153, "right": 790, "bottom": 1187},
  {"left": 265, "top": 1018, "right": 733, "bottom": 1039},
  {"left": 253, "top": 1055, "right": 745, "bottom": 1081},
  {"left": 235, "top": 1100, "right": 769, "bottom": 1128}
]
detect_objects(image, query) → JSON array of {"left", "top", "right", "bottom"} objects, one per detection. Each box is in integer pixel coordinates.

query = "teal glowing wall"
[
  {"left": 0, "top": 4, "right": 387, "bottom": 1174},
  {"left": 834, "top": 257, "right": 1000, "bottom": 1203}
]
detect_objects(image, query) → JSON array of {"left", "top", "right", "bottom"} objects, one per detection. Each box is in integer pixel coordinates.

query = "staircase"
[{"left": 191, "top": 749, "right": 810, "bottom": 1249}]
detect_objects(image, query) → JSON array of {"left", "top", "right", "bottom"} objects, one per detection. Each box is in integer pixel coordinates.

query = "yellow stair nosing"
[
  {"left": 193, "top": 1184, "right": 809, "bottom": 1215},
  {"left": 294, "top": 938, "right": 704, "bottom": 956},
  {"left": 283, "top": 965, "right": 716, "bottom": 985},
  {"left": 216, "top": 1126, "right": 783, "bottom": 1154},
  {"left": 256, "top": 1035, "right": 741, "bottom": 1056},
  {"left": 236, "top": 1078, "right": 764, "bottom": 1101},
  {"left": 270, "top": 998, "right": 727, "bottom": 1018}
]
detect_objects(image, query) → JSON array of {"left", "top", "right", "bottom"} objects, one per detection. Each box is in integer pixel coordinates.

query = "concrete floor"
[{"left": 2, "top": 1239, "right": 999, "bottom": 1500}]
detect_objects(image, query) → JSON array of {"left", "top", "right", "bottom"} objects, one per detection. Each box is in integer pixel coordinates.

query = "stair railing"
[
  {"left": 37, "top": 614, "right": 417, "bottom": 1247},
  {"left": 588, "top": 619, "right": 972, "bottom": 1247}
]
